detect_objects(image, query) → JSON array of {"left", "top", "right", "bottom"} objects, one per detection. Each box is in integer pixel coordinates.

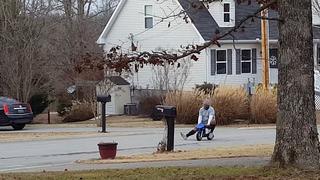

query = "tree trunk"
[{"left": 271, "top": 0, "right": 320, "bottom": 169}]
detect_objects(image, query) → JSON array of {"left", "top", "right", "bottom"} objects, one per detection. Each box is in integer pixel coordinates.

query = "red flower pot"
[{"left": 98, "top": 142, "right": 118, "bottom": 159}]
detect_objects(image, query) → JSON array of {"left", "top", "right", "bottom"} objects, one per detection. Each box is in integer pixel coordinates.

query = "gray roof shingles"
[
  {"left": 178, "top": 0, "right": 219, "bottom": 40},
  {"left": 107, "top": 76, "right": 130, "bottom": 85},
  {"left": 178, "top": 0, "right": 320, "bottom": 41}
]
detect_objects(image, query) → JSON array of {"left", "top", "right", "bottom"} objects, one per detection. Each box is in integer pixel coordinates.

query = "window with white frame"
[
  {"left": 223, "top": 3, "right": 230, "bottom": 23},
  {"left": 144, "top": 5, "right": 153, "bottom": 29},
  {"left": 217, "top": 50, "right": 227, "bottom": 74},
  {"left": 241, "top": 49, "right": 251, "bottom": 73}
]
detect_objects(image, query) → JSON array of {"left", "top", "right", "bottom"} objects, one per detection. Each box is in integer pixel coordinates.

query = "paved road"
[{"left": 0, "top": 125, "right": 276, "bottom": 172}]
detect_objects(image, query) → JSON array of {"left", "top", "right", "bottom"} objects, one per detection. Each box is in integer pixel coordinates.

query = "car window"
[{"left": 0, "top": 97, "right": 18, "bottom": 104}]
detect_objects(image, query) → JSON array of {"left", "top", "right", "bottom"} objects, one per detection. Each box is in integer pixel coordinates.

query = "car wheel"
[{"left": 12, "top": 124, "right": 25, "bottom": 130}]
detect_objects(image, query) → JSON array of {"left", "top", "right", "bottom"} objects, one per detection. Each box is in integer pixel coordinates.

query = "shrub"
[
  {"left": 56, "top": 94, "right": 73, "bottom": 116},
  {"left": 28, "top": 93, "right": 51, "bottom": 116},
  {"left": 250, "top": 89, "right": 277, "bottom": 124},
  {"left": 164, "top": 90, "right": 206, "bottom": 124},
  {"left": 195, "top": 82, "right": 217, "bottom": 94},
  {"left": 211, "top": 86, "right": 250, "bottom": 125},
  {"left": 63, "top": 103, "right": 94, "bottom": 123}
]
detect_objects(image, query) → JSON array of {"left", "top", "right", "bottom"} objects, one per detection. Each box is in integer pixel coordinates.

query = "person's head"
[{"left": 203, "top": 99, "right": 211, "bottom": 110}]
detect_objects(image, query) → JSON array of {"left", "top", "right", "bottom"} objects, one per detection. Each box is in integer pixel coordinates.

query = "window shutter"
[
  {"left": 227, "top": 49, "right": 232, "bottom": 75},
  {"left": 211, "top": 49, "right": 216, "bottom": 75},
  {"left": 252, "top": 48, "right": 257, "bottom": 74},
  {"left": 236, "top": 49, "right": 241, "bottom": 74}
]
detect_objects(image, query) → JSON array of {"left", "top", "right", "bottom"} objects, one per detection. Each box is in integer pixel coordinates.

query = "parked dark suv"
[{"left": 0, "top": 97, "right": 33, "bottom": 130}]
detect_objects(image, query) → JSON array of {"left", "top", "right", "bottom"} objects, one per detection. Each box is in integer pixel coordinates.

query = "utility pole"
[{"left": 261, "top": 6, "right": 270, "bottom": 90}]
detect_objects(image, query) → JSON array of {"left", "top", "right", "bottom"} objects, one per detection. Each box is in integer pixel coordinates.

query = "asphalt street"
[{"left": 0, "top": 125, "right": 276, "bottom": 172}]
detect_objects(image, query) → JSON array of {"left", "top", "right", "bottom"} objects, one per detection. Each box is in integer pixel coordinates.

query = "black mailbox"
[
  {"left": 97, "top": 95, "right": 111, "bottom": 103},
  {"left": 155, "top": 105, "right": 176, "bottom": 151},
  {"left": 155, "top": 105, "right": 177, "bottom": 118},
  {"left": 97, "top": 95, "right": 111, "bottom": 133}
]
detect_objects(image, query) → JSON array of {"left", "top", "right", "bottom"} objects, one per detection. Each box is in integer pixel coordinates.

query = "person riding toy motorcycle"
[{"left": 180, "top": 98, "right": 216, "bottom": 140}]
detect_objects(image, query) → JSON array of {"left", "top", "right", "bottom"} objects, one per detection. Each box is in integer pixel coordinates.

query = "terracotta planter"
[{"left": 98, "top": 142, "right": 118, "bottom": 159}]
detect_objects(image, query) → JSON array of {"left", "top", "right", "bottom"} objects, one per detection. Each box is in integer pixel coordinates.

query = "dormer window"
[
  {"left": 223, "top": 3, "right": 230, "bottom": 23},
  {"left": 144, "top": 5, "right": 153, "bottom": 29}
]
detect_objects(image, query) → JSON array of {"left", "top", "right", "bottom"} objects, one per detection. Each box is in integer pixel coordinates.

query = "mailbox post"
[
  {"left": 155, "top": 105, "right": 177, "bottom": 151},
  {"left": 97, "top": 95, "right": 111, "bottom": 133}
]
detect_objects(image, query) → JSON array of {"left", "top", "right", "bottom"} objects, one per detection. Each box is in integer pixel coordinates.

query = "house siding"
[
  {"left": 208, "top": 0, "right": 236, "bottom": 27},
  {"left": 313, "top": 0, "right": 320, "bottom": 25},
  {"left": 207, "top": 43, "right": 264, "bottom": 86}
]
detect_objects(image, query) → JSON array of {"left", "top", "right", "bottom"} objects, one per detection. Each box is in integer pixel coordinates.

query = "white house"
[{"left": 97, "top": 0, "right": 320, "bottom": 90}]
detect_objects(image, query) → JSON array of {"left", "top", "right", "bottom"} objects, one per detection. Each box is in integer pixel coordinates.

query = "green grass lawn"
[{"left": 1, "top": 166, "right": 320, "bottom": 180}]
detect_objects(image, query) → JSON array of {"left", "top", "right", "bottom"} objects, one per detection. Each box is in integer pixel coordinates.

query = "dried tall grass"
[
  {"left": 211, "top": 86, "right": 249, "bottom": 125},
  {"left": 164, "top": 86, "right": 250, "bottom": 125},
  {"left": 164, "top": 86, "right": 278, "bottom": 125},
  {"left": 164, "top": 90, "right": 207, "bottom": 124},
  {"left": 250, "top": 89, "right": 277, "bottom": 124}
]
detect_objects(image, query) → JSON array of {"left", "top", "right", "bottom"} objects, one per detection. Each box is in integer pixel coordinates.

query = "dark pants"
[{"left": 186, "top": 124, "right": 216, "bottom": 137}]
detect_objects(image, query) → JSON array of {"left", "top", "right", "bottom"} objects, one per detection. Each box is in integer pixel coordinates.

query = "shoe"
[{"left": 180, "top": 132, "right": 187, "bottom": 140}]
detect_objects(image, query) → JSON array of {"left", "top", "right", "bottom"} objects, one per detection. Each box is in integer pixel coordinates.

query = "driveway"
[{"left": 0, "top": 125, "right": 276, "bottom": 172}]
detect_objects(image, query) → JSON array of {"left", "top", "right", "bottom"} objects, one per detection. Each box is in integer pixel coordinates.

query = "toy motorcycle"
[{"left": 196, "top": 123, "right": 214, "bottom": 141}]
